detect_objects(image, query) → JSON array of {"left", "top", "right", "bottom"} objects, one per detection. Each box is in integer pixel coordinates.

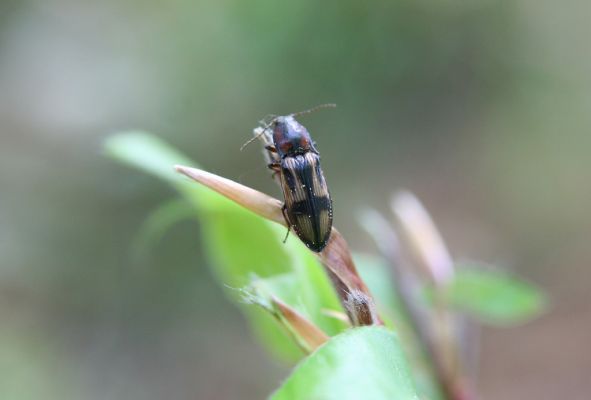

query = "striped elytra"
[
  {"left": 280, "top": 152, "right": 333, "bottom": 252},
  {"left": 264, "top": 115, "right": 333, "bottom": 252}
]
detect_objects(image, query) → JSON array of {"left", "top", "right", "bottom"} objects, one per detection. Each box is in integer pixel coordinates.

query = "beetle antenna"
[
  {"left": 290, "top": 103, "right": 336, "bottom": 118},
  {"left": 240, "top": 119, "right": 274, "bottom": 151},
  {"left": 260, "top": 113, "right": 278, "bottom": 126},
  {"left": 240, "top": 130, "right": 265, "bottom": 152}
]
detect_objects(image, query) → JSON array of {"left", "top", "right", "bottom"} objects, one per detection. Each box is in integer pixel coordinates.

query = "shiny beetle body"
[{"left": 264, "top": 115, "right": 333, "bottom": 252}]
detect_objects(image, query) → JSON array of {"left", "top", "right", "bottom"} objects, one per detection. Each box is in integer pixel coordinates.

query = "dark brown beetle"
[{"left": 245, "top": 104, "right": 334, "bottom": 252}]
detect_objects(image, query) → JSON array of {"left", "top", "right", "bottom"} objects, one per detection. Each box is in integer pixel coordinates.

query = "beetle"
[{"left": 245, "top": 105, "right": 335, "bottom": 252}]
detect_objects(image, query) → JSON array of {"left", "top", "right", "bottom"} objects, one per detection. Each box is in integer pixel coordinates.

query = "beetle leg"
[
  {"left": 265, "top": 144, "right": 278, "bottom": 153},
  {"left": 282, "top": 227, "right": 291, "bottom": 243},
  {"left": 267, "top": 162, "right": 281, "bottom": 180},
  {"left": 281, "top": 204, "right": 292, "bottom": 243}
]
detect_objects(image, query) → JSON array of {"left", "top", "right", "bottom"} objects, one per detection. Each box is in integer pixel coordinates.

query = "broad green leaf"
[
  {"left": 445, "top": 266, "right": 547, "bottom": 325},
  {"left": 354, "top": 254, "right": 443, "bottom": 400},
  {"left": 104, "top": 131, "right": 226, "bottom": 207},
  {"left": 283, "top": 237, "right": 347, "bottom": 336},
  {"left": 104, "top": 132, "right": 345, "bottom": 361},
  {"left": 271, "top": 327, "right": 419, "bottom": 400},
  {"left": 105, "top": 132, "right": 191, "bottom": 179}
]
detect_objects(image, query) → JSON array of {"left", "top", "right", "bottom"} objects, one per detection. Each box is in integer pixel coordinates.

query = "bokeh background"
[{"left": 1, "top": 0, "right": 590, "bottom": 399}]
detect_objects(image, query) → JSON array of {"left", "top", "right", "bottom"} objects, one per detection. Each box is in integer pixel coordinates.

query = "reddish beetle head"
[{"left": 272, "top": 116, "right": 317, "bottom": 158}]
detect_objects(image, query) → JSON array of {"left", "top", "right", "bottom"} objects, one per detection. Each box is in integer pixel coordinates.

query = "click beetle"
[{"left": 245, "top": 104, "right": 335, "bottom": 252}]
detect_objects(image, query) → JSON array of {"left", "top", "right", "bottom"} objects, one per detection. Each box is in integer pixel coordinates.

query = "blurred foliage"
[
  {"left": 271, "top": 327, "right": 417, "bottom": 400},
  {"left": 1, "top": 0, "right": 589, "bottom": 398},
  {"left": 443, "top": 265, "right": 547, "bottom": 325}
]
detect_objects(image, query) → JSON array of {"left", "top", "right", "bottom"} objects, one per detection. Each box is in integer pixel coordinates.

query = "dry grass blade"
[
  {"left": 391, "top": 190, "right": 454, "bottom": 286},
  {"left": 272, "top": 296, "right": 330, "bottom": 352},
  {"left": 175, "top": 165, "right": 285, "bottom": 223},
  {"left": 240, "top": 285, "right": 329, "bottom": 353}
]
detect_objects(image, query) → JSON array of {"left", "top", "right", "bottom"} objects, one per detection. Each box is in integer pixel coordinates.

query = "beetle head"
[
  {"left": 272, "top": 116, "right": 316, "bottom": 158},
  {"left": 241, "top": 104, "right": 334, "bottom": 154}
]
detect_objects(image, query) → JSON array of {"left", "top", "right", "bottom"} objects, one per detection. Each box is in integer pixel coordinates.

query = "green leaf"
[
  {"left": 104, "top": 132, "right": 346, "bottom": 361},
  {"left": 270, "top": 327, "right": 419, "bottom": 400},
  {"left": 445, "top": 265, "right": 547, "bottom": 325},
  {"left": 354, "top": 254, "right": 444, "bottom": 400},
  {"left": 283, "top": 239, "right": 347, "bottom": 336},
  {"left": 105, "top": 131, "right": 193, "bottom": 183}
]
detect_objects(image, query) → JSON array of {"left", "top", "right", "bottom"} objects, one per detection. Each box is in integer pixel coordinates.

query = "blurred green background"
[{"left": 1, "top": 0, "right": 590, "bottom": 399}]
